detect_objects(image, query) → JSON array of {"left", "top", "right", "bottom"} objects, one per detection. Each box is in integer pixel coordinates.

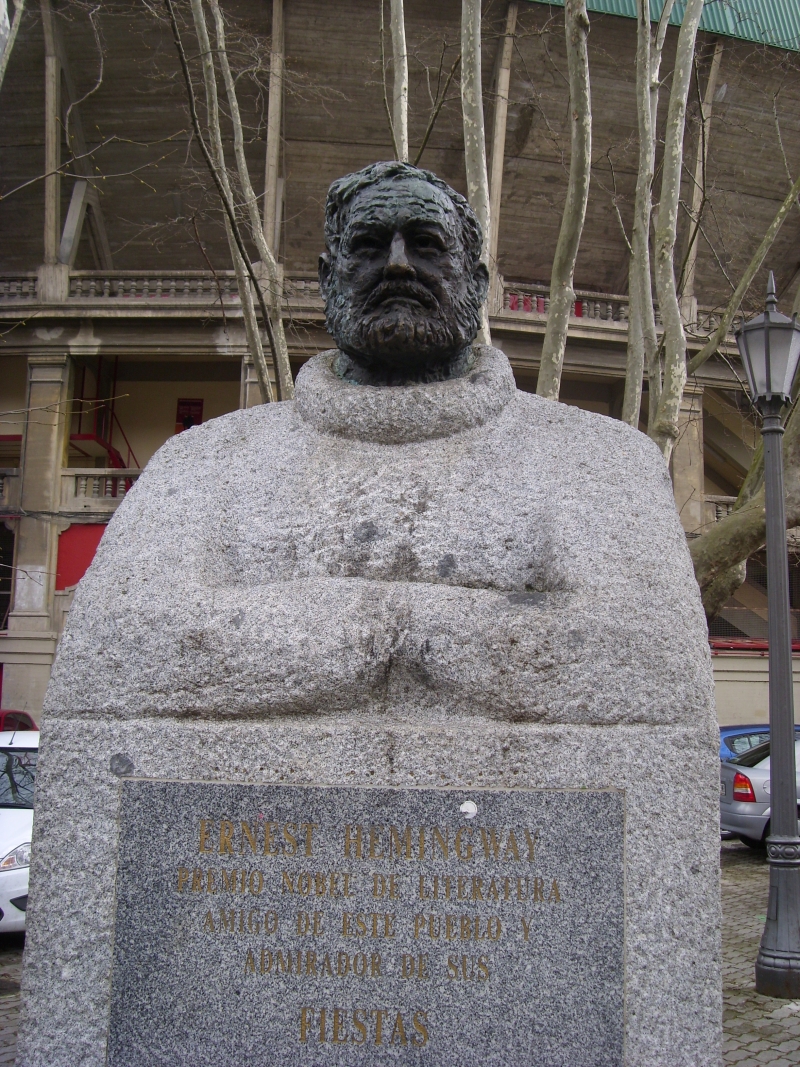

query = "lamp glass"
[
  {"left": 775, "top": 323, "right": 800, "bottom": 398},
  {"left": 737, "top": 321, "right": 766, "bottom": 398},
  {"left": 736, "top": 311, "right": 800, "bottom": 404}
]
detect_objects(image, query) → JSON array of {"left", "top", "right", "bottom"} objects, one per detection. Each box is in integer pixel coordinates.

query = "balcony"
[
  {"left": 61, "top": 469, "right": 141, "bottom": 519},
  {"left": 0, "top": 270, "right": 735, "bottom": 347},
  {"left": 0, "top": 468, "right": 140, "bottom": 521}
]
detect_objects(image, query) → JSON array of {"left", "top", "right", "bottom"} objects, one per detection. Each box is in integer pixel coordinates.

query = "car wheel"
[{"left": 738, "top": 833, "right": 766, "bottom": 849}]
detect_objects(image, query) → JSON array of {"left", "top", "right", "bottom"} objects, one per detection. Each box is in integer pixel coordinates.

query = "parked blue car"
[{"left": 720, "top": 724, "right": 800, "bottom": 761}]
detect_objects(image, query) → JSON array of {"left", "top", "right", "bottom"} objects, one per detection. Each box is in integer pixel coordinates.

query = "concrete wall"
[
  {"left": 712, "top": 653, "right": 800, "bottom": 725},
  {"left": 100, "top": 380, "right": 241, "bottom": 469}
]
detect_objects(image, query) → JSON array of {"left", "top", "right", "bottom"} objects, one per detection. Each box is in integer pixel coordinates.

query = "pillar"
[{"left": 1, "top": 353, "right": 71, "bottom": 713}]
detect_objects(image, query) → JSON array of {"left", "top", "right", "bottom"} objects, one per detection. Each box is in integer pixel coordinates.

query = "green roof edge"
[{"left": 523, "top": 1, "right": 800, "bottom": 53}]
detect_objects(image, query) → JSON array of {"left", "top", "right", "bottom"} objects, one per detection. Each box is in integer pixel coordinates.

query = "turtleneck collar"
[{"left": 294, "top": 344, "right": 516, "bottom": 444}]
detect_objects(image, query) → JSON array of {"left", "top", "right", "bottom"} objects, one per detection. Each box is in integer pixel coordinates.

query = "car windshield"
[
  {"left": 751, "top": 739, "right": 800, "bottom": 770},
  {"left": 0, "top": 749, "right": 37, "bottom": 808},
  {"left": 732, "top": 739, "right": 800, "bottom": 770}
]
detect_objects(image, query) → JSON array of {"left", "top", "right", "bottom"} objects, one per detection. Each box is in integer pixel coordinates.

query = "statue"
[
  {"left": 44, "top": 160, "right": 713, "bottom": 722},
  {"left": 320, "top": 161, "right": 488, "bottom": 385},
  {"left": 20, "top": 163, "right": 720, "bottom": 1067}
]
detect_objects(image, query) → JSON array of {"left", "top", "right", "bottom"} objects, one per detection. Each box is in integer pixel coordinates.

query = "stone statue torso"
[{"left": 50, "top": 346, "right": 712, "bottom": 726}]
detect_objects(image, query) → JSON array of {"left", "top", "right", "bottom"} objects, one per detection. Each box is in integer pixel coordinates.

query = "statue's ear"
[
  {"left": 474, "top": 260, "right": 490, "bottom": 303},
  {"left": 318, "top": 252, "right": 332, "bottom": 296}
]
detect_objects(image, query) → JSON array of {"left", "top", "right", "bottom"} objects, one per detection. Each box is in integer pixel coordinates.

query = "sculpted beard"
[{"left": 325, "top": 274, "right": 483, "bottom": 365}]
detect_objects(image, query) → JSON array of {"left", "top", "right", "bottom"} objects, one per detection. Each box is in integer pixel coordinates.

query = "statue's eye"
[
  {"left": 412, "top": 234, "right": 443, "bottom": 252},
  {"left": 348, "top": 235, "right": 384, "bottom": 254}
]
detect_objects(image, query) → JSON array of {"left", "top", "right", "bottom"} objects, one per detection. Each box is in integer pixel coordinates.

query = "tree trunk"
[
  {"left": 487, "top": 2, "right": 518, "bottom": 300},
  {"left": 536, "top": 0, "right": 591, "bottom": 402},
  {"left": 691, "top": 401, "right": 800, "bottom": 603},
  {"left": 621, "top": 0, "right": 675, "bottom": 427},
  {"left": 185, "top": 0, "right": 274, "bottom": 403},
  {"left": 649, "top": 0, "right": 704, "bottom": 460},
  {"left": 208, "top": 0, "right": 294, "bottom": 400},
  {"left": 0, "top": 0, "right": 25, "bottom": 93},
  {"left": 621, "top": 2, "right": 653, "bottom": 427},
  {"left": 262, "top": 0, "right": 283, "bottom": 251},
  {"left": 390, "top": 0, "right": 408, "bottom": 162},
  {"left": 461, "top": 0, "right": 491, "bottom": 343}
]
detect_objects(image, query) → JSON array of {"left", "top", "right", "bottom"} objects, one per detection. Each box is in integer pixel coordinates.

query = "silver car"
[{"left": 720, "top": 738, "right": 800, "bottom": 847}]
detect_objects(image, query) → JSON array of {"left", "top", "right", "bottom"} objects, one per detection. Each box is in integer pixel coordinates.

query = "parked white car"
[{"left": 0, "top": 731, "right": 38, "bottom": 933}]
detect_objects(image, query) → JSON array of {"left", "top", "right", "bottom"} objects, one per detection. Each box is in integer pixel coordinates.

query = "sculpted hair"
[{"left": 324, "top": 161, "right": 484, "bottom": 265}]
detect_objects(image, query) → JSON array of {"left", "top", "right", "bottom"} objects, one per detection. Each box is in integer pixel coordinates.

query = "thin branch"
[
  {"left": 605, "top": 149, "right": 632, "bottom": 255},
  {"left": 771, "top": 93, "right": 800, "bottom": 218},
  {"left": 686, "top": 167, "right": 800, "bottom": 375},
  {"left": 190, "top": 213, "right": 228, "bottom": 329},
  {"left": 64, "top": 5, "right": 104, "bottom": 150},
  {"left": 164, "top": 0, "right": 278, "bottom": 401},
  {"left": 0, "top": 136, "right": 186, "bottom": 201},
  {"left": 379, "top": 0, "right": 400, "bottom": 158},
  {"left": 413, "top": 52, "right": 461, "bottom": 166}
]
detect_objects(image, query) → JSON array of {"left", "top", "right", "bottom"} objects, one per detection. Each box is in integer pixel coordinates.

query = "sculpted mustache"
[{"left": 362, "top": 281, "right": 438, "bottom": 312}]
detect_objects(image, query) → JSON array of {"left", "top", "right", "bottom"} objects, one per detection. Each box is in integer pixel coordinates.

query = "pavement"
[
  {"left": 0, "top": 843, "right": 795, "bottom": 1064},
  {"left": 721, "top": 838, "right": 800, "bottom": 1066},
  {"left": 0, "top": 934, "right": 22, "bottom": 1067}
]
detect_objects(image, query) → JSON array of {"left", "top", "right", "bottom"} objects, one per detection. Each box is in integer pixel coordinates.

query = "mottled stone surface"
[
  {"left": 43, "top": 346, "right": 712, "bottom": 727},
  {"left": 107, "top": 782, "right": 623, "bottom": 1066},
  {"left": 17, "top": 344, "right": 721, "bottom": 1066}
]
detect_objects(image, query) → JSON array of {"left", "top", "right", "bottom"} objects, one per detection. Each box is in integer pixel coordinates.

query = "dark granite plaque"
[{"left": 107, "top": 782, "right": 624, "bottom": 1066}]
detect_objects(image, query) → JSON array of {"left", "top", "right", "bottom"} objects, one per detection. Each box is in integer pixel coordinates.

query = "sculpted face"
[{"left": 320, "top": 174, "right": 489, "bottom": 385}]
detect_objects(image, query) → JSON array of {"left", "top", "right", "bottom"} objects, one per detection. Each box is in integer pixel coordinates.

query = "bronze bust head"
[{"left": 319, "top": 162, "right": 490, "bottom": 386}]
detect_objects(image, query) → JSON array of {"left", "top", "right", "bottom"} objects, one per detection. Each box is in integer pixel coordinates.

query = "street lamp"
[{"left": 736, "top": 272, "right": 800, "bottom": 999}]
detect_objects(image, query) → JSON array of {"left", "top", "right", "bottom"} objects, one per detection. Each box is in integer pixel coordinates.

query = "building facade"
[{"left": 2, "top": 0, "right": 800, "bottom": 720}]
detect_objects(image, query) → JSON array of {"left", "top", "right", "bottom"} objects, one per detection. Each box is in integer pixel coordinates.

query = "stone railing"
[
  {"left": 0, "top": 469, "right": 20, "bottom": 514},
  {"left": 0, "top": 275, "right": 38, "bottom": 302},
  {"left": 61, "top": 469, "right": 141, "bottom": 516},
  {"left": 0, "top": 269, "right": 737, "bottom": 347},
  {"left": 68, "top": 271, "right": 240, "bottom": 302},
  {"left": 499, "top": 282, "right": 631, "bottom": 325},
  {"left": 704, "top": 495, "right": 737, "bottom": 526},
  {"left": 283, "top": 272, "right": 323, "bottom": 309}
]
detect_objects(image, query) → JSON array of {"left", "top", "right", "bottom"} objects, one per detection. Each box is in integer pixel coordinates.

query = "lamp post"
[{"left": 736, "top": 272, "right": 800, "bottom": 998}]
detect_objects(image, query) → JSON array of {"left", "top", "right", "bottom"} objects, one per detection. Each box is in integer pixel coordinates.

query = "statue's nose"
[{"left": 384, "top": 233, "right": 415, "bottom": 278}]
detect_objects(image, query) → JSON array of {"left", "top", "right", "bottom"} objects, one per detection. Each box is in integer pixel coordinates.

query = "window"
[
  {"left": 0, "top": 750, "right": 37, "bottom": 808},
  {"left": 175, "top": 399, "right": 204, "bottom": 434},
  {"left": 2, "top": 714, "right": 34, "bottom": 732},
  {"left": 728, "top": 732, "right": 770, "bottom": 756}
]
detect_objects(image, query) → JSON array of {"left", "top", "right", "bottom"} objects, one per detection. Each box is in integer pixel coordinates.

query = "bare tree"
[
  {"left": 0, "top": 0, "right": 25, "bottom": 94},
  {"left": 535, "top": 0, "right": 591, "bottom": 401},
  {"left": 390, "top": 0, "right": 408, "bottom": 161},
  {"left": 691, "top": 395, "right": 800, "bottom": 612},
  {"left": 648, "top": 0, "right": 705, "bottom": 461},
  {"left": 207, "top": 0, "right": 294, "bottom": 399},
  {"left": 461, "top": 0, "right": 490, "bottom": 342},
  {"left": 621, "top": 0, "right": 676, "bottom": 429},
  {"left": 164, "top": 0, "right": 291, "bottom": 403}
]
